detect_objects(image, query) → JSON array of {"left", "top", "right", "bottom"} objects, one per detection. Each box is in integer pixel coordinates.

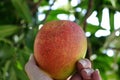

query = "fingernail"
[
  {"left": 95, "top": 69, "right": 100, "bottom": 74},
  {"left": 96, "top": 69, "right": 99, "bottom": 71},
  {"left": 92, "top": 69, "right": 102, "bottom": 80},
  {"left": 84, "top": 69, "right": 94, "bottom": 76},
  {"left": 78, "top": 59, "right": 91, "bottom": 68},
  {"left": 81, "top": 68, "right": 94, "bottom": 79}
]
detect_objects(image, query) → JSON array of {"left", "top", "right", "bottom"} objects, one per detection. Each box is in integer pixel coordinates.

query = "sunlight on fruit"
[{"left": 38, "top": 24, "right": 43, "bottom": 30}]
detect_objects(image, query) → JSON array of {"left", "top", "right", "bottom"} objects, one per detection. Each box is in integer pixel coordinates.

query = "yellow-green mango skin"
[{"left": 34, "top": 20, "right": 87, "bottom": 80}]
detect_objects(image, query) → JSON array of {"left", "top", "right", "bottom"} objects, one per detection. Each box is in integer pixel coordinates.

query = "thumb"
[{"left": 25, "top": 54, "right": 53, "bottom": 80}]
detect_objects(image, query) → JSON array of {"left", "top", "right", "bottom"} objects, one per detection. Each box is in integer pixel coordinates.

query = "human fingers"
[
  {"left": 77, "top": 59, "right": 91, "bottom": 72},
  {"left": 25, "top": 54, "right": 53, "bottom": 80},
  {"left": 27, "top": 54, "right": 36, "bottom": 64},
  {"left": 81, "top": 68, "right": 94, "bottom": 80},
  {"left": 92, "top": 69, "right": 102, "bottom": 80},
  {"left": 69, "top": 73, "right": 82, "bottom": 80},
  {"left": 77, "top": 59, "right": 93, "bottom": 80}
]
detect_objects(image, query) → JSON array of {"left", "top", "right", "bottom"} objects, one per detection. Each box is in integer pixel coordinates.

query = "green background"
[{"left": 0, "top": 0, "right": 120, "bottom": 80}]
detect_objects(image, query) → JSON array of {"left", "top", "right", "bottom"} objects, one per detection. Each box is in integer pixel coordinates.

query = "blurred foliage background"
[{"left": 0, "top": 0, "right": 120, "bottom": 80}]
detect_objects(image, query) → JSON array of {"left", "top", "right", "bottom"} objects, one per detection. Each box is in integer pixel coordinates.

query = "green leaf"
[
  {"left": 2, "top": 60, "right": 11, "bottom": 80},
  {"left": 0, "top": 40, "right": 15, "bottom": 59},
  {"left": 93, "top": 54, "right": 113, "bottom": 80},
  {"left": 33, "top": 0, "right": 39, "bottom": 3},
  {"left": 109, "top": 0, "right": 117, "bottom": 8},
  {"left": 11, "top": 0, "right": 32, "bottom": 23},
  {"left": 96, "top": 9, "right": 103, "bottom": 24},
  {"left": 9, "top": 68, "right": 17, "bottom": 80},
  {"left": 109, "top": 36, "right": 120, "bottom": 49},
  {"left": 77, "top": 0, "right": 88, "bottom": 9},
  {"left": 86, "top": 24, "right": 104, "bottom": 34},
  {"left": 25, "top": 28, "right": 38, "bottom": 51},
  {"left": 42, "top": 9, "right": 70, "bottom": 22},
  {"left": 103, "top": 28, "right": 120, "bottom": 49},
  {"left": 0, "top": 25, "right": 20, "bottom": 38},
  {"left": 13, "top": 58, "right": 29, "bottom": 80},
  {"left": 109, "top": 10, "right": 115, "bottom": 32}
]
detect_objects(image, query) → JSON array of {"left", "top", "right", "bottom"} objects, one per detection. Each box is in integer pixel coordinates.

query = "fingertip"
[
  {"left": 77, "top": 59, "right": 91, "bottom": 71},
  {"left": 92, "top": 69, "right": 102, "bottom": 80},
  {"left": 81, "top": 68, "right": 94, "bottom": 80},
  {"left": 95, "top": 69, "right": 100, "bottom": 74}
]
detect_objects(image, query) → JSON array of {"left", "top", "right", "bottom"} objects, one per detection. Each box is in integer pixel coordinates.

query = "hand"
[
  {"left": 25, "top": 55, "right": 102, "bottom": 80},
  {"left": 25, "top": 55, "right": 52, "bottom": 80},
  {"left": 69, "top": 59, "right": 101, "bottom": 80}
]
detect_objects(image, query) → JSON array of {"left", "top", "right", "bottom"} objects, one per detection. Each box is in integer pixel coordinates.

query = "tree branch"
[
  {"left": 86, "top": 40, "right": 92, "bottom": 60},
  {"left": 83, "top": 0, "right": 93, "bottom": 31},
  {"left": 32, "top": 0, "right": 43, "bottom": 15},
  {"left": 83, "top": 0, "right": 94, "bottom": 59},
  {"left": 103, "top": 28, "right": 120, "bottom": 49},
  {"left": 108, "top": 47, "right": 120, "bottom": 51},
  {"left": 41, "top": 0, "right": 56, "bottom": 24}
]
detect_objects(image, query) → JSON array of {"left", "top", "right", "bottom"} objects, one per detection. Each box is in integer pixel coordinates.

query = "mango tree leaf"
[
  {"left": 109, "top": 0, "right": 117, "bottom": 7},
  {"left": 0, "top": 40, "right": 15, "bottom": 61},
  {"left": 2, "top": 60, "right": 11, "bottom": 80},
  {"left": 103, "top": 28, "right": 120, "bottom": 49},
  {"left": 77, "top": 0, "right": 88, "bottom": 9},
  {"left": 42, "top": 9, "right": 70, "bottom": 22},
  {"left": 12, "top": 49, "right": 30, "bottom": 80},
  {"left": 25, "top": 29, "right": 37, "bottom": 51},
  {"left": 93, "top": 54, "right": 113, "bottom": 80},
  {"left": 0, "top": 25, "right": 20, "bottom": 38},
  {"left": 9, "top": 68, "right": 17, "bottom": 80},
  {"left": 0, "top": 0, "right": 17, "bottom": 24},
  {"left": 109, "top": 36, "right": 120, "bottom": 49},
  {"left": 13, "top": 61, "right": 29, "bottom": 80},
  {"left": 109, "top": 10, "right": 115, "bottom": 32},
  {"left": 96, "top": 8, "right": 103, "bottom": 24},
  {"left": 86, "top": 24, "right": 104, "bottom": 34},
  {"left": 11, "top": 0, "right": 32, "bottom": 23}
]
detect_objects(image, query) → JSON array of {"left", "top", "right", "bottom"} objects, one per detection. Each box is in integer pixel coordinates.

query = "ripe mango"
[{"left": 34, "top": 20, "right": 87, "bottom": 80}]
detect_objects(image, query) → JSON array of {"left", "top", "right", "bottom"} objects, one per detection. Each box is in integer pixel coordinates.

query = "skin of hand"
[{"left": 25, "top": 55, "right": 102, "bottom": 80}]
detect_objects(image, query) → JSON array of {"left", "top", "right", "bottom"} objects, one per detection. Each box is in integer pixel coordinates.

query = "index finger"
[{"left": 77, "top": 59, "right": 91, "bottom": 71}]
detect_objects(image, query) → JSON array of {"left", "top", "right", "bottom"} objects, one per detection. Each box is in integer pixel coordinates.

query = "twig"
[
  {"left": 83, "top": 0, "right": 94, "bottom": 59},
  {"left": 108, "top": 47, "right": 120, "bottom": 51},
  {"left": 86, "top": 39, "right": 92, "bottom": 60},
  {"left": 32, "top": 0, "right": 43, "bottom": 15},
  {"left": 41, "top": 0, "right": 56, "bottom": 24},
  {"left": 103, "top": 28, "right": 120, "bottom": 49},
  {"left": 83, "top": 0, "right": 93, "bottom": 31},
  {"left": 102, "top": 5, "right": 120, "bottom": 11}
]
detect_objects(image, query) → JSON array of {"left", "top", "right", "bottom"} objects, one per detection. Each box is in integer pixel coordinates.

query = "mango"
[{"left": 34, "top": 20, "right": 87, "bottom": 80}]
